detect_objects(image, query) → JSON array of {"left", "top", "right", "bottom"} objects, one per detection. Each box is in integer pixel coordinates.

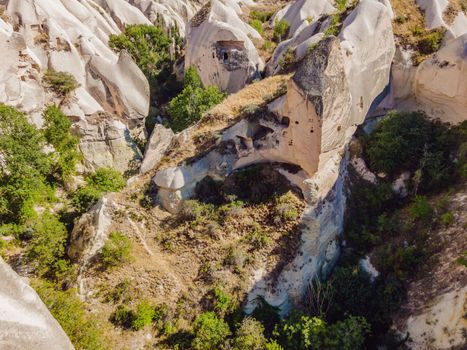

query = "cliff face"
[{"left": 0, "top": 258, "right": 74, "bottom": 350}]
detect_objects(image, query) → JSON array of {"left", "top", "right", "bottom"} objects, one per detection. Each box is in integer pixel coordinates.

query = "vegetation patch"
[{"left": 43, "top": 70, "right": 79, "bottom": 96}]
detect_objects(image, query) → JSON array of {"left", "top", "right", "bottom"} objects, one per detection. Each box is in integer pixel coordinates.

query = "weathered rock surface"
[
  {"left": 0, "top": 0, "right": 150, "bottom": 173},
  {"left": 140, "top": 124, "right": 174, "bottom": 174},
  {"left": 68, "top": 196, "right": 113, "bottom": 265},
  {"left": 274, "top": 0, "right": 334, "bottom": 38},
  {"left": 0, "top": 258, "right": 74, "bottom": 350},
  {"left": 381, "top": 34, "right": 467, "bottom": 124},
  {"left": 184, "top": 0, "right": 264, "bottom": 93},
  {"left": 125, "top": 0, "right": 201, "bottom": 35},
  {"left": 417, "top": 0, "right": 467, "bottom": 38}
]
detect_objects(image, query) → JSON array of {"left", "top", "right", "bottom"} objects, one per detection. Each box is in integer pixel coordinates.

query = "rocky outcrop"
[
  {"left": 274, "top": 0, "right": 335, "bottom": 38},
  {"left": 417, "top": 0, "right": 467, "bottom": 38},
  {"left": 0, "top": 258, "right": 74, "bottom": 350},
  {"left": 154, "top": 8, "right": 395, "bottom": 308},
  {"left": 125, "top": 0, "right": 201, "bottom": 35},
  {"left": 0, "top": 0, "right": 150, "bottom": 173},
  {"left": 380, "top": 34, "right": 467, "bottom": 124},
  {"left": 68, "top": 197, "right": 113, "bottom": 265},
  {"left": 184, "top": 0, "right": 264, "bottom": 93},
  {"left": 140, "top": 124, "right": 174, "bottom": 174}
]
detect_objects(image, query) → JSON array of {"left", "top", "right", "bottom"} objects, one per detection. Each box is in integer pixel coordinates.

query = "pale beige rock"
[
  {"left": 68, "top": 196, "right": 113, "bottom": 265},
  {"left": 405, "top": 286, "right": 467, "bottom": 349},
  {"left": 140, "top": 124, "right": 174, "bottom": 174},
  {"left": 184, "top": 0, "right": 264, "bottom": 93},
  {"left": 0, "top": 258, "right": 74, "bottom": 350}
]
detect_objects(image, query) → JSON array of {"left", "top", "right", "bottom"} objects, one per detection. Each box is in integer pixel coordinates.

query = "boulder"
[
  {"left": 0, "top": 258, "right": 74, "bottom": 350},
  {"left": 184, "top": 0, "right": 264, "bottom": 93},
  {"left": 380, "top": 34, "right": 467, "bottom": 124},
  {"left": 68, "top": 197, "right": 113, "bottom": 265},
  {"left": 140, "top": 124, "right": 174, "bottom": 174},
  {"left": 75, "top": 112, "right": 142, "bottom": 174}
]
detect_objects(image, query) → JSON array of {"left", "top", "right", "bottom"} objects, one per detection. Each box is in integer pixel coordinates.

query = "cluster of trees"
[
  {"left": 0, "top": 103, "right": 127, "bottom": 349},
  {"left": 109, "top": 24, "right": 226, "bottom": 133}
]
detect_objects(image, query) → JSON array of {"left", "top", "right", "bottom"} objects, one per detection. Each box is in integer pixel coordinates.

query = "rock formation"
[
  {"left": 184, "top": 0, "right": 264, "bottom": 93},
  {"left": 0, "top": 0, "right": 150, "bottom": 173},
  {"left": 153, "top": 0, "right": 396, "bottom": 308},
  {"left": 0, "top": 258, "right": 74, "bottom": 350}
]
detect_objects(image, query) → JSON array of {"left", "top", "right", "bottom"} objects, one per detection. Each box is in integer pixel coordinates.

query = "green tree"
[
  {"left": 33, "top": 280, "right": 109, "bottom": 350},
  {"left": 131, "top": 301, "right": 155, "bottom": 331},
  {"left": 0, "top": 104, "right": 51, "bottom": 223},
  {"left": 43, "top": 70, "right": 79, "bottom": 96},
  {"left": 26, "top": 211, "right": 68, "bottom": 277},
  {"left": 167, "top": 67, "right": 225, "bottom": 132},
  {"left": 109, "top": 24, "right": 182, "bottom": 104},
  {"left": 73, "top": 168, "right": 126, "bottom": 213},
  {"left": 365, "top": 111, "right": 431, "bottom": 175},
  {"left": 323, "top": 316, "right": 370, "bottom": 350},
  {"left": 233, "top": 318, "right": 267, "bottom": 350},
  {"left": 191, "top": 312, "right": 231, "bottom": 350},
  {"left": 273, "top": 19, "right": 290, "bottom": 42},
  {"left": 43, "top": 105, "right": 81, "bottom": 181}
]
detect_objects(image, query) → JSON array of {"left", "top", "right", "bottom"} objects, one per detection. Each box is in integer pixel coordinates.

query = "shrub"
[
  {"left": 213, "top": 287, "right": 237, "bottom": 317},
  {"left": 250, "top": 19, "right": 263, "bottom": 34},
  {"left": 73, "top": 168, "right": 126, "bottom": 213},
  {"left": 250, "top": 10, "right": 274, "bottom": 23},
  {"left": 101, "top": 232, "right": 132, "bottom": 269},
  {"left": 111, "top": 304, "right": 134, "bottom": 329},
  {"left": 167, "top": 67, "right": 225, "bottom": 132},
  {"left": 43, "top": 70, "right": 79, "bottom": 96},
  {"left": 0, "top": 104, "right": 51, "bottom": 223},
  {"left": 26, "top": 211, "right": 68, "bottom": 277},
  {"left": 273, "top": 192, "right": 300, "bottom": 223},
  {"left": 440, "top": 211, "right": 454, "bottom": 225},
  {"left": 273, "top": 19, "right": 290, "bottom": 42},
  {"left": 417, "top": 28, "right": 445, "bottom": 55},
  {"left": 131, "top": 301, "right": 156, "bottom": 330},
  {"left": 191, "top": 312, "right": 231, "bottom": 350},
  {"left": 279, "top": 47, "right": 296, "bottom": 72},
  {"left": 409, "top": 195, "right": 433, "bottom": 223},
  {"left": 33, "top": 280, "right": 109, "bottom": 350},
  {"left": 243, "top": 223, "right": 271, "bottom": 250},
  {"left": 233, "top": 318, "right": 267, "bottom": 350},
  {"left": 43, "top": 105, "right": 81, "bottom": 181},
  {"left": 364, "top": 111, "right": 432, "bottom": 175},
  {"left": 109, "top": 24, "right": 172, "bottom": 78},
  {"left": 323, "top": 316, "right": 370, "bottom": 350}
]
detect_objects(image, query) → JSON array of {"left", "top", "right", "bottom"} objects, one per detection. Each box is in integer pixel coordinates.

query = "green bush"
[
  {"left": 417, "top": 28, "right": 445, "bottom": 55},
  {"left": 409, "top": 195, "right": 433, "bottom": 223},
  {"left": 43, "top": 70, "right": 79, "bottom": 96},
  {"left": 273, "top": 19, "right": 290, "bottom": 42},
  {"left": 250, "top": 10, "right": 275, "bottom": 23},
  {"left": 323, "top": 316, "right": 370, "bottom": 350},
  {"left": 440, "top": 211, "right": 454, "bottom": 225},
  {"left": 131, "top": 301, "right": 156, "bottom": 331},
  {"left": 26, "top": 211, "right": 68, "bottom": 277},
  {"left": 365, "top": 111, "right": 432, "bottom": 175},
  {"left": 233, "top": 318, "right": 267, "bottom": 350},
  {"left": 33, "top": 280, "right": 109, "bottom": 350},
  {"left": 0, "top": 104, "right": 51, "bottom": 223},
  {"left": 43, "top": 105, "right": 81, "bottom": 181},
  {"left": 73, "top": 168, "right": 126, "bottom": 213},
  {"left": 250, "top": 19, "right": 263, "bottom": 34},
  {"left": 191, "top": 312, "right": 231, "bottom": 350},
  {"left": 111, "top": 304, "right": 134, "bottom": 329},
  {"left": 167, "top": 67, "right": 225, "bottom": 132},
  {"left": 279, "top": 47, "right": 296, "bottom": 72},
  {"left": 213, "top": 287, "right": 237, "bottom": 317},
  {"left": 101, "top": 232, "right": 132, "bottom": 269}
]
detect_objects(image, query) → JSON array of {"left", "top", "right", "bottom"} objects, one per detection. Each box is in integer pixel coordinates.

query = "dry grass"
[
  {"left": 156, "top": 74, "right": 290, "bottom": 170},
  {"left": 207, "top": 74, "right": 290, "bottom": 119},
  {"left": 391, "top": 0, "right": 426, "bottom": 42},
  {"left": 443, "top": 0, "right": 467, "bottom": 24}
]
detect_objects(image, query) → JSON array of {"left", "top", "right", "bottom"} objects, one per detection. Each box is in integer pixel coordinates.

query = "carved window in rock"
[{"left": 214, "top": 40, "right": 249, "bottom": 71}]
